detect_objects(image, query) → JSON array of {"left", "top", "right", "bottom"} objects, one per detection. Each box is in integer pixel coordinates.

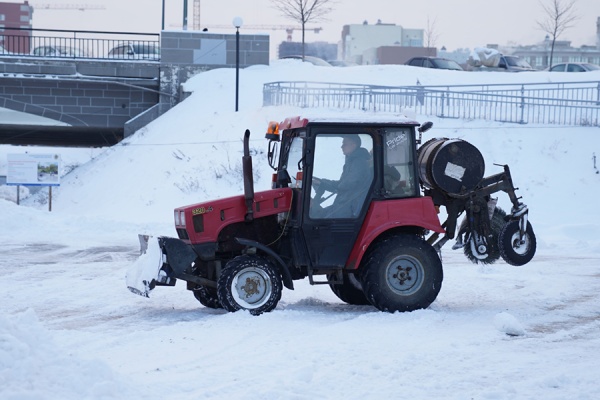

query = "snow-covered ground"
[{"left": 1, "top": 61, "right": 600, "bottom": 399}]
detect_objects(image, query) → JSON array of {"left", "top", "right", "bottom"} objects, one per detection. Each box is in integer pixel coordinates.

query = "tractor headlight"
[{"left": 174, "top": 210, "right": 186, "bottom": 227}]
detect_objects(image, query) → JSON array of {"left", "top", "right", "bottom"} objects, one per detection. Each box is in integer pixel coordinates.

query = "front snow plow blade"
[{"left": 126, "top": 235, "right": 196, "bottom": 297}]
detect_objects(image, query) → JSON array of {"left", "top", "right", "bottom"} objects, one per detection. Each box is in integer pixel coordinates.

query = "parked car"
[
  {"left": 405, "top": 57, "right": 463, "bottom": 71},
  {"left": 32, "top": 46, "right": 88, "bottom": 58},
  {"left": 108, "top": 43, "right": 160, "bottom": 60},
  {"left": 548, "top": 62, "right": 600, "bottom": 72}
]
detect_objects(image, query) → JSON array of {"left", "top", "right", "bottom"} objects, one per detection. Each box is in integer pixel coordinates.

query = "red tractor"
[{"left": 128, "top": 116, "right": 536, "bottom": 315}]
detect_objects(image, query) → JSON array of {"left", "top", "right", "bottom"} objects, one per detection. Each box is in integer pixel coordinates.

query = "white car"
[
  {"left": 32, "top": 46, "right": 88, "bottom": 58},
  {"left": 108, "top": 43, "right": 160, "bottom": 60},
  {"left": 548, "top": 62, "right": 600, "bottom": 72}
]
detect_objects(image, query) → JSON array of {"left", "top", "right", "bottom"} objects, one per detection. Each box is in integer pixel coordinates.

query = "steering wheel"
[{"left": 311, "top": 177, "right": 330, "bottom": 207}]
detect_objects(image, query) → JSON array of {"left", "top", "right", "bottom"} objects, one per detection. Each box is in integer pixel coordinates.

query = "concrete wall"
[
  {"left": 0, "top": 77, "right": 158, "bottom": 127},
  {"left": 158, "top": 31, "right": 269, "bottom": 107},
  {"left": 0, "top": 59, "right": 160, "bottom": 129}
]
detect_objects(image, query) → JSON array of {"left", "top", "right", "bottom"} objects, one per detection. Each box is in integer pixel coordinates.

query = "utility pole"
[
  {"left": 162, "top": 0, "right": 165, "bottom": 30},
  {"left": 183, "top": 0, "right": 188, "bottom": 30}
]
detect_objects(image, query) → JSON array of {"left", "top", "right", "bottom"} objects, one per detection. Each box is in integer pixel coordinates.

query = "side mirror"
[{"left": 267, "top": 141, "right": 279, "bottom": 170}]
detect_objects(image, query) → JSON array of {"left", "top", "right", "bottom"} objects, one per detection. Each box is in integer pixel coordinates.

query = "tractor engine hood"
[{"left": 173, "top": 188, "right": 293, "bottom": 244}]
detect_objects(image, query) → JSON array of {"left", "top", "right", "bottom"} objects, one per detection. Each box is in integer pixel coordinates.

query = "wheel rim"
[
  {"left": 510, "top": 231, "right": 531, "bottom": 255},
  {"left": 231, "top": 267, "right": 272, "bottom": 309},
  {"left": 385, "top": 255, "right": 424, "bottom": 296}
]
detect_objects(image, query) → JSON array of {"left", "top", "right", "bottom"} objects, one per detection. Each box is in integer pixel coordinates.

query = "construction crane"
[
  {"left": 193, "top": 0, "right": 201, "bottom": 30},
  {"left": 204, "top": 25, "right": 322, "bottom": 41},
  {"left": 171, "top": 22, "right": 323, "bottom": 42},
  {"left": 189, "top": 0, "right": 320, "bottom": 41},
  {"left": 31, "top": 3, "right": 106, "bottom": 11}
]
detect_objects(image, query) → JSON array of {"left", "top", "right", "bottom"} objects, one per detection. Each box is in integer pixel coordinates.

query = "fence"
[
  {"left": 0, "top": 27, "right": 160, "bottom": 60},
  {"left": 263, "top": 80, "right": 600, "bottom": 126}
]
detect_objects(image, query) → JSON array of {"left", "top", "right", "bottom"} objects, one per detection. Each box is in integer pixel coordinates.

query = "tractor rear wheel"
[
  {"left": 217, "top": 255, "right": 282, "bottom": 316},
  {"left": 361, "top": 235, "right": 443, "bottom": 313},
  {"left": 327, "top": 272, "right": 371, "bottom": 306},
  {"left": 192, "top": 285, "right": 222, "bottom": 309},
  {"left": 499, "top": 220, "right": 536, "bottom": 266}
]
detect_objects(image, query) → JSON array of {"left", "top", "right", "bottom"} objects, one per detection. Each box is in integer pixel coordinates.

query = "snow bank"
[{"left": 0, "top": 310, "right": 141, "bottom": 400}]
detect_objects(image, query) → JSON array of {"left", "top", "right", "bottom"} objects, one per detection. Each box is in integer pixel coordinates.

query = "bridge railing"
[
  {"left": 263, "top": 81, "right": 600, "bottom": 126},
  {"left": 0, "top": 27, "right": 160, "bottom": 60}
]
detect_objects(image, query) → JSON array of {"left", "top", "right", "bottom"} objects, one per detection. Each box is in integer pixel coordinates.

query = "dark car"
[
  {"left": 548, "top": 62, "right": 600, "bottom": 72},
  {"left": 405, "top": 57, "right": 463, "bottom": 71}
]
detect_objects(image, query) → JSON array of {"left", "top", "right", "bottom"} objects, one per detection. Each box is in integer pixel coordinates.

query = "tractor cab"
[{"left": 262, "top": 116, "right": 441, "bottom": 274}]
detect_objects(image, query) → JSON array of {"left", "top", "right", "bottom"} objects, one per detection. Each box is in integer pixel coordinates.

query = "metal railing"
[
  {"left": 0, "top": 27, "right": 160, "bottom": 60},
  {"left": 263, "top": 81, "right": 600, "bottom": 126}
]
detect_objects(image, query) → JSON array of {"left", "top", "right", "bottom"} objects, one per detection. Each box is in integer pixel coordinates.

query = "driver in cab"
[{"left": 312, "top": 134, "right": 372, "bottom": 218}]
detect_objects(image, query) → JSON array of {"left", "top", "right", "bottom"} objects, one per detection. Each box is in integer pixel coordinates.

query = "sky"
[
  {"left": 24, "top": 0, "right": 600, "bottom": 53},
  {"left": 1, "top": 61, "right": 600, "bottom": 399}
]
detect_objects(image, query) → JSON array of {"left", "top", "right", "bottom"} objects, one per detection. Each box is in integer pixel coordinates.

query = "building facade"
[
  {"left": 0, "top": 1, "right": 33, "bottom": 53},
  {"left": 341, "top": 20, "right": 424, "bottom": 64},
  {"left": 511, "top": 17, "right": 600, "bottom": 69}
]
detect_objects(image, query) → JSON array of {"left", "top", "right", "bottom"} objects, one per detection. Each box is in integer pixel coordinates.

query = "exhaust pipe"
[{"left": 242, "top": 129, "right": 254, "bottom": 222}]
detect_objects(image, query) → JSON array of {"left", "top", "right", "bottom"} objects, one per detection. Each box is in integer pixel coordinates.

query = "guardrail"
[
  {"left": 263, "top": 81, "right": 600, "bottom": 126},
  {"left": 0, "top": 27, "right": 160, "bottom": 60}
]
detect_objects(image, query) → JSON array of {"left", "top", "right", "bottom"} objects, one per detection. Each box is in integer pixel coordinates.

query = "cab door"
[{"left": 301, "top": 129, "right": 375, "bottom": 268}]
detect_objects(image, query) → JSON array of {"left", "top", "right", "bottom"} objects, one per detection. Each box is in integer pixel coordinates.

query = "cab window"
[{"left": 383, "top": 128, "right": 416, "bottom": 197}]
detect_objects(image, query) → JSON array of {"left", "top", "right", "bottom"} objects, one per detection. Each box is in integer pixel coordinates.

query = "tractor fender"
[
  {"left": 346, "top": 197, "right": 445, "bottom": 270},
  {"left": 235, "top": 237, "right": 294, "bottom": 290}
]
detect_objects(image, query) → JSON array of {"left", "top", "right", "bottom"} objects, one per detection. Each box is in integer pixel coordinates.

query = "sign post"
[{"left": 6, "top": 153, "right": 61, "bottom": 211}]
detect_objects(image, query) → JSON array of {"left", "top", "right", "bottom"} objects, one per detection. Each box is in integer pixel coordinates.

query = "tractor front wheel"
[
  {"left": 499, "top": 220, "right": 536, "bottom": 266},
  {"left": 217, "top": 255, "right": 282, "bottom": 316},
  {"left": 361, "top": 235, "right": 443, "bottom": 313}
]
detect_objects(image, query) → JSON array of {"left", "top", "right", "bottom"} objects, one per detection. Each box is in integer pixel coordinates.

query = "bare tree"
[
  {"left": 272, "top": 0, "right": 335, "bottom": 60},
  {"left": 537, "top": 0, "right": 578, "bottom": 68},
  {"left": 424, "top": 16, "right": 440, "bottom": 56}
]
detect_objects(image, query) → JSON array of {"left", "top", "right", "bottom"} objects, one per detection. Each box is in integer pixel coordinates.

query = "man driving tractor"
[{"left": 311, "top": 134, "right": 372, "bottom": 218}]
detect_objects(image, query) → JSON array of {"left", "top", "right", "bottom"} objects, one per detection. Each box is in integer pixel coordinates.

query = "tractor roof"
[
  {"left": 278, "top": 114, "right": 421, "bottom": 130},
  {"left": 266, "top": 114, "right": 422, "bottom": 141}
]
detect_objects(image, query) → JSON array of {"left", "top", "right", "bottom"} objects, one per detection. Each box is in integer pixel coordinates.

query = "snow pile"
[
  {"left": 493, "top": 311, "right": 526, "bottom": 336},
  {"left": 0, "top": 310, "right": 140, "bottom": 400},
  {"left": 0, "top": 184, "right": 29, "bottom": 202},
  {"left": 468, "top": 47, "right": 502, "bottom": 67}
]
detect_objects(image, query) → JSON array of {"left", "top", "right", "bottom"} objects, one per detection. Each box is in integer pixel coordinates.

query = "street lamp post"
[
  {"left": 161, "top": 0, "right": 165, "bottom": 30},
  {"left": 233, "top": 16, "right": 243, "bottom": 112},
  {"left": 183, "top": 0, "right": 188, "bottom": 30}
]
